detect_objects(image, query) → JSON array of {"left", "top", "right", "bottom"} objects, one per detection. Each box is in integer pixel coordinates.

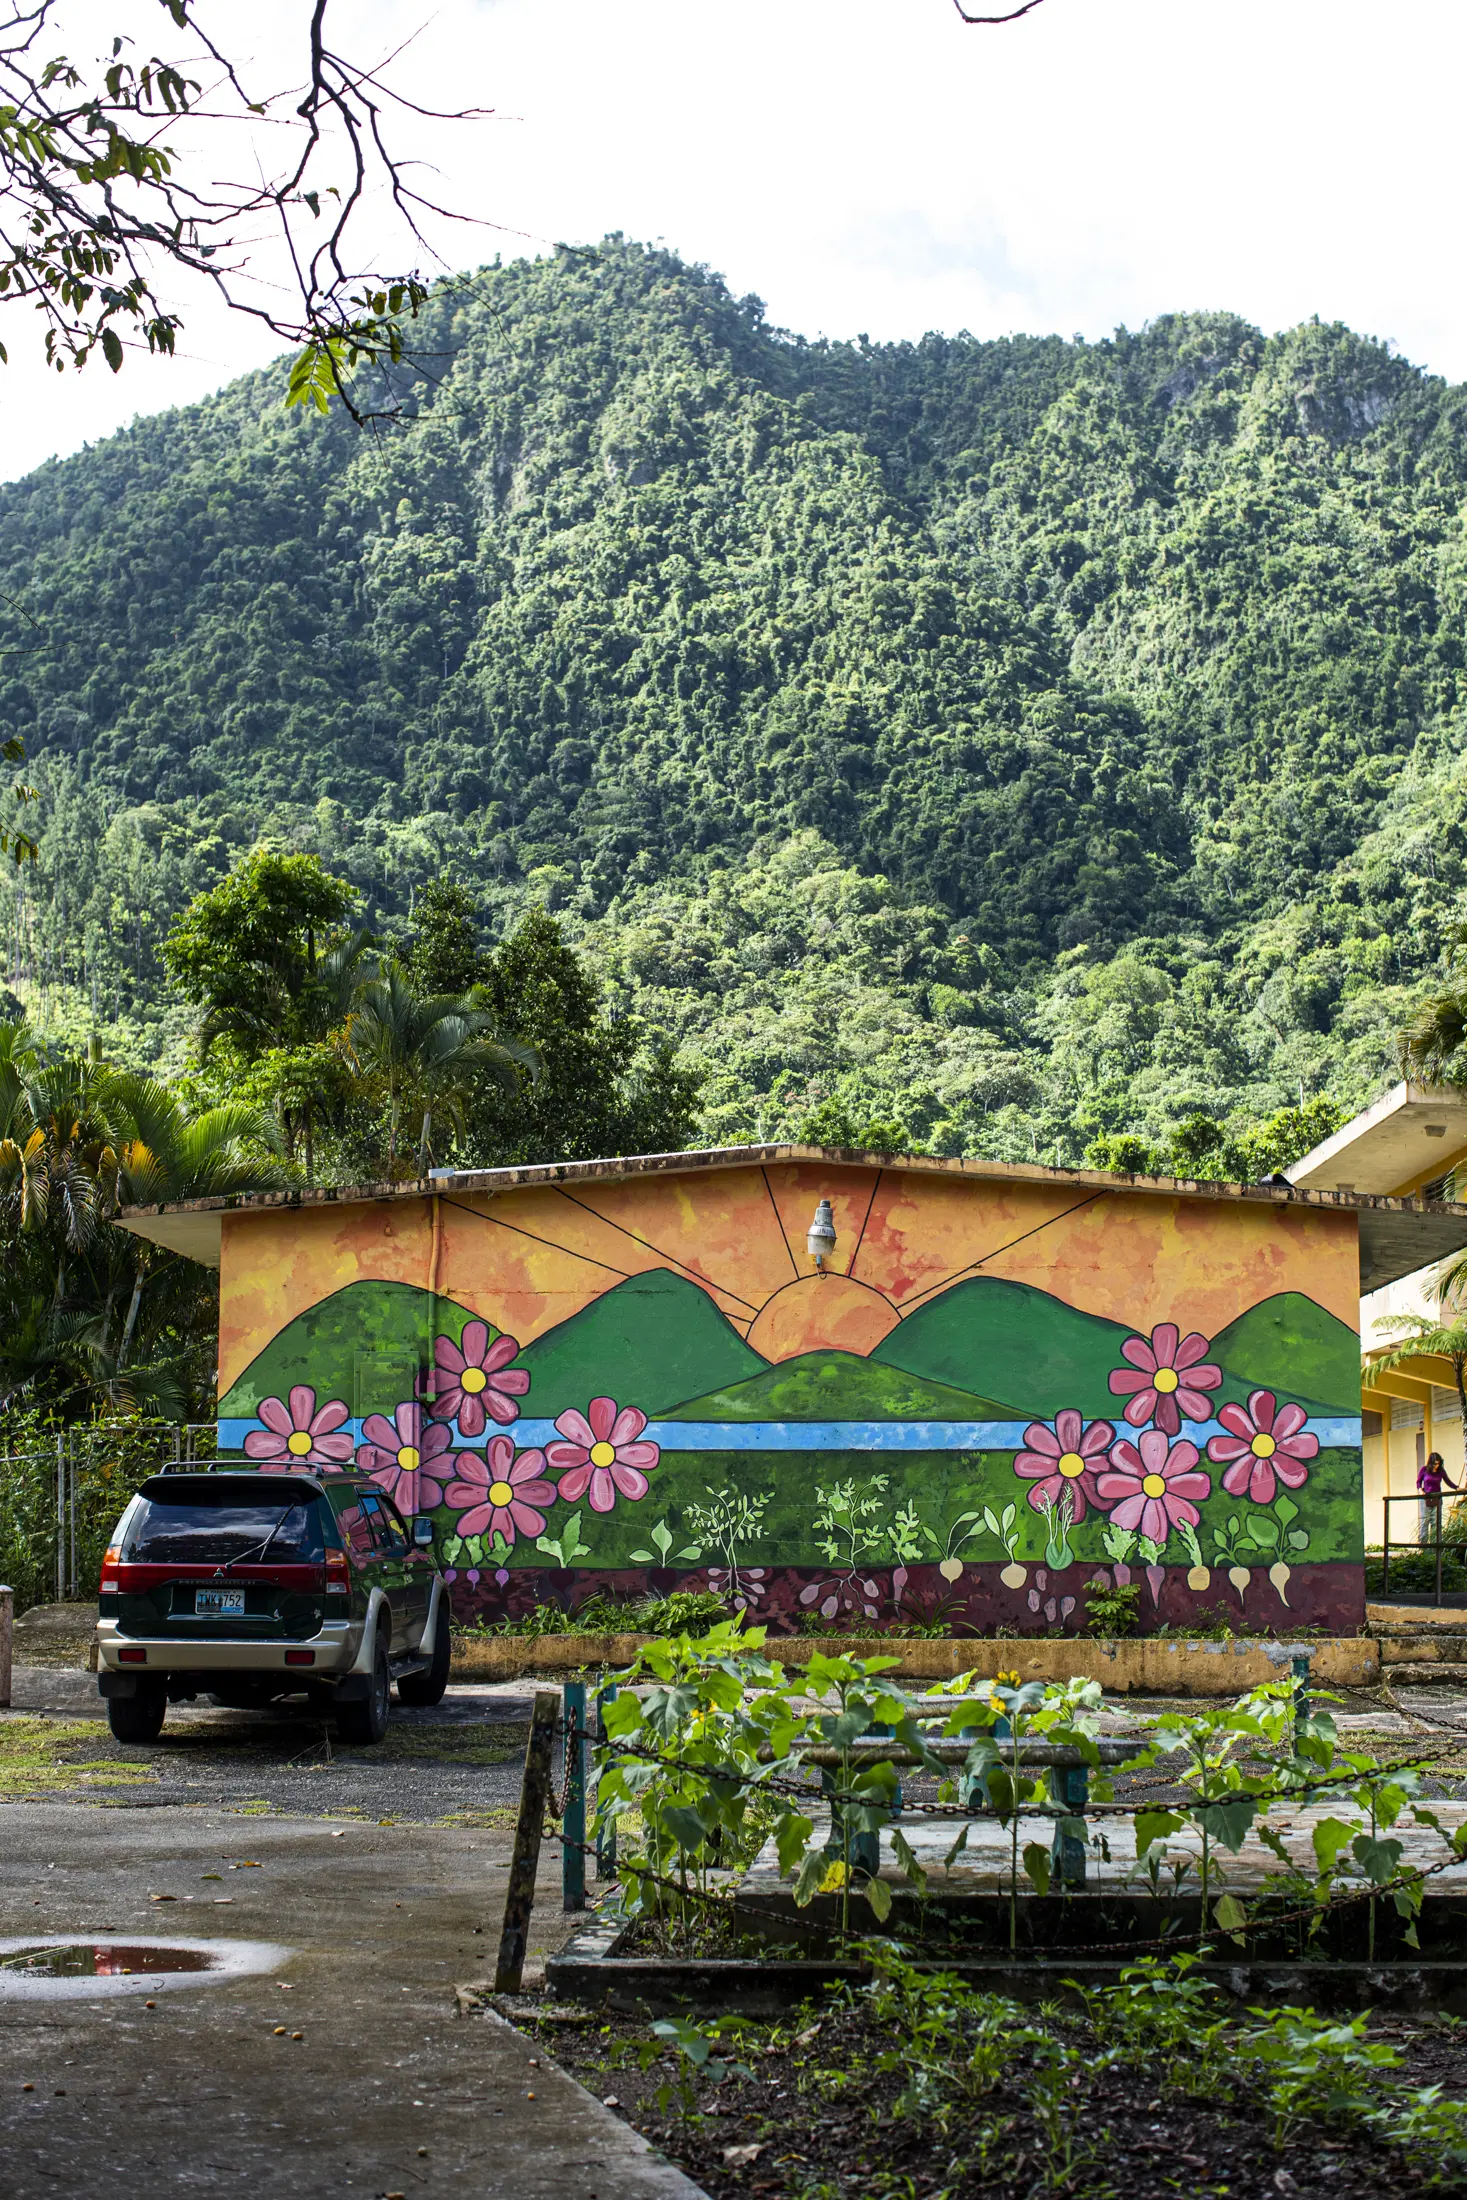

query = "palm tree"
[
  {"left": 0, "top": 1027, "right": 288, "bottom": 1417},
  {"left": 1370, "top": 1303, "right": 1467, "bottom": 1431},
  {"left": 108, "top": 1076, "right": 289, "bottom": 1375},
  {"left": 1401, "top": 975, "right": 1467, "bottom": 1090},
  {"left": 340, "top": 972, "right": 536, "bottom": 1178}
]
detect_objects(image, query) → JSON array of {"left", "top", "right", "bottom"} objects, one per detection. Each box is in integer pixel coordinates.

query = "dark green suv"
[{"left": 94, "top": 1467, "right": 451, "bottom": 1745}]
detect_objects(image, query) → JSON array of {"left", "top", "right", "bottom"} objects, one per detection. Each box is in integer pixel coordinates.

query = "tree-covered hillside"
[{"left": 3, "top": 237, "right": 1467, "bottom": 1161}]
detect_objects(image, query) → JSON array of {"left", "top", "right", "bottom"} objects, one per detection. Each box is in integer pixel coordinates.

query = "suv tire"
[
  {"left": 336, "top": 1625, "right": 390, "bottom": 1745},
  {"left": 107, "top": 1688, "right": 166, "bottom": 1744},
  {"left": 396, "top": 1604, "right": 451, "bottom": 1707}
]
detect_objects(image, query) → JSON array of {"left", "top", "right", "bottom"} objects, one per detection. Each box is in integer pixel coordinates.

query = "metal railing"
[{"left": 1380, "top": 1491, "right": 1462, "bottom": 1606}]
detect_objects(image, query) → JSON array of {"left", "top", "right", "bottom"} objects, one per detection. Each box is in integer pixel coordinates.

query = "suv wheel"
[
  {"left": 396, "top": 1605, "right": 451, "bottom": 1707},
  {"left": 108, "top": 1688, "right": 166, "bottom": 1744},
  {"left": 336, "top": 1626, "right": 390, "bottom": 1745}
]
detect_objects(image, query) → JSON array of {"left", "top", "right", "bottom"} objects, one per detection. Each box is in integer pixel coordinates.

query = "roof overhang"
[
  {"left": 113, "top": 1141, "right": 1467, "bottom": 1294},
  {"left": 1286, "top": 1082, "right": 1467, "bottom": 1195}
]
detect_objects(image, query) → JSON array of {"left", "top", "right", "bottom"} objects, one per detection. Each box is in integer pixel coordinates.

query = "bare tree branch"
[
  {"left": 0, "top": 0, "right": 496, "bottom": 423},
  {"left": 951, "top": 0, "right": 1049, "bottom": 20}
]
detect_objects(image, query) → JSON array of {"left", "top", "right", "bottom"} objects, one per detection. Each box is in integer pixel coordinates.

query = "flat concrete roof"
[
  {"left": 113, "top": 1141, "right": 1467, "bottom": 1293},
  {"left": 1287, "top": 1082, "right": 1467, "bottom": 1196}
]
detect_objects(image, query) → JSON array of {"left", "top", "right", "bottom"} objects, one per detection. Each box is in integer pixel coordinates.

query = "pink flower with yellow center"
[
  {"left": 444, "top": 1435, "right": 556, "bottom": 1547},
  {"left": 356, "top": 1402, "right": 457, "bottom": 1513},
  {"left": 1096, "top": 1429, "right": 1212, "bottom": 1544},
  {"left": 245, "top": 1386, "right": 354, "bottom": 1468},
  {"left": 427, "top": 1323, "right": 529, "bottom": 1436},
  {"left": 1013, "top": 1409, "right": 1115, "bottom": 1520},
  {"left": 1206, "top": 1390, "right": 1318, "bottom": 1504},
  {"left": 1108, "top": 1322, "right": 1222, "bottom": 1435},
  {"left": 546, "top": 1397, "right": 659, "bottom": 1513}
]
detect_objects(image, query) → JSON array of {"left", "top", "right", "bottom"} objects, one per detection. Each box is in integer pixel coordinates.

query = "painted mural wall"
[{"left": 215, "top": 1161, "right": 1366, "bottom": 1634}]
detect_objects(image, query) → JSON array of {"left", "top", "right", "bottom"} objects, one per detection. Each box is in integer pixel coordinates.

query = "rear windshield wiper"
[{"left": 213, "top": 1505, "right": 302, "bottom": 1578}]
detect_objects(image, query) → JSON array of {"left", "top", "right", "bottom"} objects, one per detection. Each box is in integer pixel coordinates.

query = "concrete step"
[
  {"left": 1380, "top": 1636, "right": 1467, "bottom": 1662},
  {"left": 1383, "top": 1662, "right": 1467, "bottom": 1686}
]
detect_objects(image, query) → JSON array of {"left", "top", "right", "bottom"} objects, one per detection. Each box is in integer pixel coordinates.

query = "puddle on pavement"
[
  {"left": 1, "top": 1941, "right": 219, "bottom": 1979},
  {"left": 0, "top": 1933, "right": 290, "bottom": 1997}
]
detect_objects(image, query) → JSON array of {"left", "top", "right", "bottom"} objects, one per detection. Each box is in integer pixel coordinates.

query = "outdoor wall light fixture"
[{"left": 807, "top": 1197, "right": 837, "bottom": 1273}]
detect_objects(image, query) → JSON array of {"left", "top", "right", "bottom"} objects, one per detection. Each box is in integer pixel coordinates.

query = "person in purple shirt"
[{"left": 1418, "top": 1450, "right": 1461, "bottom": 1546}]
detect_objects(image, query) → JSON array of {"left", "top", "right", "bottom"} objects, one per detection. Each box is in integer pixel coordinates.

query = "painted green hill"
[
  {"left": 664, "top": 1348, "right": 1009, "bottom": 1423},
  {"left": 871, "top": 1276, "right": 1355, "bottom": 1424},
  {"left": 515, "top": 1269, "right": 766, "bottom": 1419},
  {"left": 1212, "top": 1293, "right": 1359, "bottom": 1416},
  {"left": 872, "top": 1278, "right": 1132, "bottom": 1419},
  {"left": 220, "top": 1280, "right": 483, "bottom": 1421}
]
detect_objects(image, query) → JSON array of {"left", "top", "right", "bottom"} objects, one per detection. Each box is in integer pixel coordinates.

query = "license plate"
[{"left": 194, "top": 1587, "right": 245, "bottom": 1618}]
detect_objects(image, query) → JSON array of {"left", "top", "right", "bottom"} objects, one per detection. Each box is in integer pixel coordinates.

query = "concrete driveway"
[{"left": 1, "top": 1670, "right": 705, "bottom": 2200}]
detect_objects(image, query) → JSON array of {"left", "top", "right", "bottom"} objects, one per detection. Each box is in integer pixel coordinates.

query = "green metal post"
[
  {"left": 595, "top": 1682, "right": 617, "bottom": 1880},
  {"left": 561, "top": 1678, "right": 586, "bottom": 1913},
  {"left": 1050, "top": 1761, "right": 1088, "bottom": 1889}
]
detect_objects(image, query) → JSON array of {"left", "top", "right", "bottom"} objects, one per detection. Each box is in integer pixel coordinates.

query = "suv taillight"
[
  {"left": 325, "top": 1548, "right": 350, "bottom": 1596},
  {"left": 99, "top": 1543, "right": 122, "bottom": 1594}
]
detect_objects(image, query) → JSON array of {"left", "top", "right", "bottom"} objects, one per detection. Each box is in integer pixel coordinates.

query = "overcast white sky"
[{"left": 1, "top": 0, "right": 1461, "bottom": 481}]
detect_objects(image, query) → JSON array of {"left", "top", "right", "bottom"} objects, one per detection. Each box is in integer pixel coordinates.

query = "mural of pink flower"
[
  {"left": 546, "top": 1398, "right": 659, "bottom": 1513},
  {"left": 1014, "top": 1409, "right": 1115, "bottom": 1521},
  {"left": 428, "top": 1323, "right": 529, "bottom": 1436},
  {"left": 444, "top": 1435, "right": 556, "bottom": 1547},
  {"left": 356, "top": 1402, "right": 457, "bottom": 1513},
  {"left": 1207, "top": 1390, "right": 1318, "bottom": 1504},
  {"left": 245, "top": 1386, "right": 354, "bottom": 1468},
  {"left": 1097, "top": 1429, "right": 1212, "bottom": 1544},
  {"left": 1108, "top": 1323, "right": 1222, "bottom": 1435}
]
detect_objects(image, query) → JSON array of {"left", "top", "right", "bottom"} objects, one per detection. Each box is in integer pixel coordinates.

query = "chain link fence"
[{"left": 0, "top": 1422, "right": 219, "bottom": 1614}]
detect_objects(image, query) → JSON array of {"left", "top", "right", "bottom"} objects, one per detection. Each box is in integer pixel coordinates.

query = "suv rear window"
[{"left": 123, "top": 1477, "right": 327, "bottom": 1565}]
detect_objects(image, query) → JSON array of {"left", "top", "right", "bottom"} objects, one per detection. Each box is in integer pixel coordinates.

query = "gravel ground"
[{"left": 5, "top": 1666, "right": 537, "bottom": 1824}]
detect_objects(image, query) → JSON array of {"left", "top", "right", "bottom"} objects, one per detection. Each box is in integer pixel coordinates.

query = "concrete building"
[
  {"left": 119, "top": 1144, "right": 1467, "bottom": 1634},
  {"left": 1289, "top": 1086, "right": 1467, "bottom": 1547}
]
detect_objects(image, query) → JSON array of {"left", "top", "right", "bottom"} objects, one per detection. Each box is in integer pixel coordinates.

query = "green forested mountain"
[{"left": 3, "top": 237, "right": 1467, "bottom": 1164}]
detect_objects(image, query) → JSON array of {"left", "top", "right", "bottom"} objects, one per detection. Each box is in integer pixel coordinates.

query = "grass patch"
[{"left": 0, "top": 1715, "right": 155, "bottom": 1795}]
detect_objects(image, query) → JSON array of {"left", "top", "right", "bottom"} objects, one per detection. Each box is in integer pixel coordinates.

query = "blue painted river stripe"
[{"left": 215, "top": 1415, "right": 1363, "bottom": 1454}]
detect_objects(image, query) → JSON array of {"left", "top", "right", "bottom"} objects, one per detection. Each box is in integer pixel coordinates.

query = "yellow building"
[{"left": 1288, "top": 1085, "right": 1467, "bottom": 1551}]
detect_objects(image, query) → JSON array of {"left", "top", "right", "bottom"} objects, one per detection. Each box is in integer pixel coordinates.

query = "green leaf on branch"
[
  {"left": 1312, "top": 1816, "right": 1359, "bottom": 1873},
  {"left": 1134, "top": 1808, "right": 1186, "bottom": 1855},
  {"left": 1198, "top": 1796, "right": 1256, "bottom": 1852},
  {"left": 1022, "top": 1841, "right": 1052, "bottom": 1898},
  {"left": 862, "top": 1872, "right": 892, "bottom": 1922},
  {"left": 1352, "top": 1833, "right": 1404, "bottom": 1886},
  {"left": 1213, "top": 1892, "right": 1248, "bottom": 1944}
]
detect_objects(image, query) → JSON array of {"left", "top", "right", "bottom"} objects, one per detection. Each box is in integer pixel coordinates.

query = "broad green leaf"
[
  {"left": 1134, "top": 1808, "right": 1185, "bottom": 1855},
  {"left": 863, "top": 1872, "right": 893, "bottom": 1922},
  {"left": 1198, "top": 1796, "right": 1256, "bottom": 1852},
  {"left": 1022, "top": 1841, "right": 1052, "bottom": 1898},
  {"left": 1352, "top": 1833, "right": 1403, "bottom": 1886},
  {"left": 1213, "top": 1892, "right": 1248, "bottom": 1942},
  {"left": 775, "top": 1812, "right": 815, "bottom": 1877},
  {"left": 1311, "top": 1816, "right": 1358, "bottom": 1873}
]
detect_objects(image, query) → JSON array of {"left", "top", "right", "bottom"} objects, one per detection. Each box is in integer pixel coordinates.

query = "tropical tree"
[
  {"left": 1369, "top": 1268, "right": 1467, "bottom": 1434},
  {"left": 1400, "top": 973, "right": 1467, "bottom": 1092},
  {"left": 0, "top": 1024, "right": 287, "bottom": 1417},
  {"left": 340, "top": 973, "right": 537, "bottom": 1179}
]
